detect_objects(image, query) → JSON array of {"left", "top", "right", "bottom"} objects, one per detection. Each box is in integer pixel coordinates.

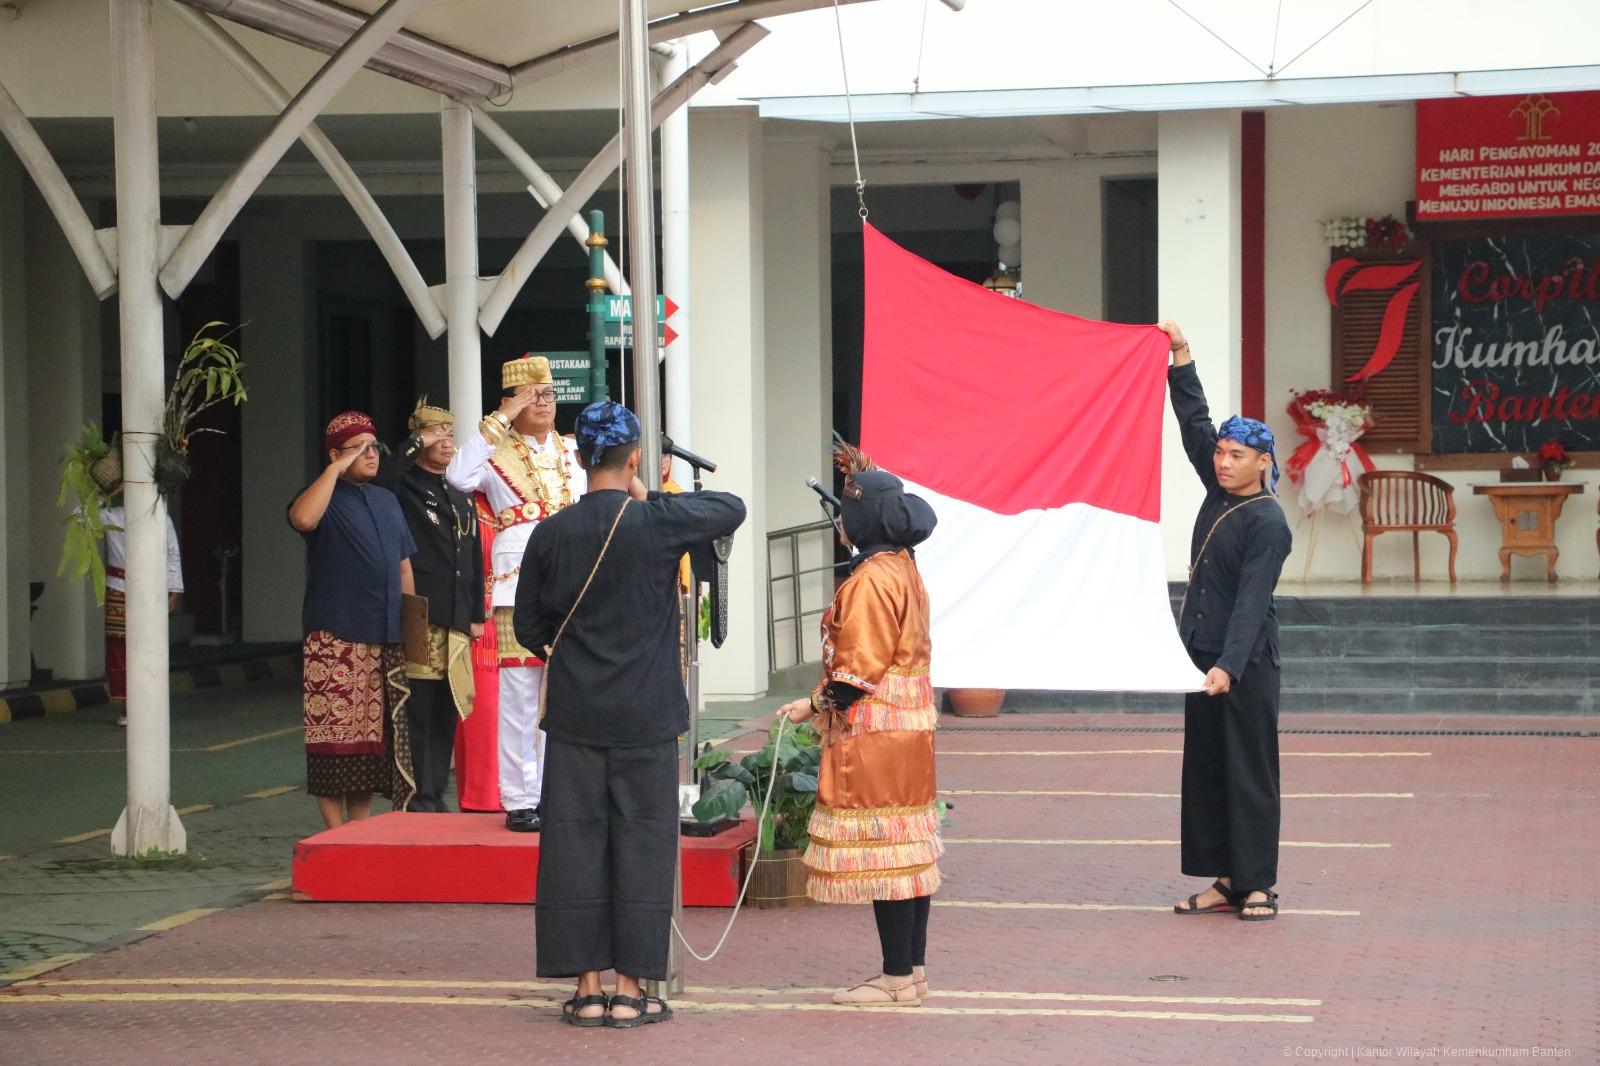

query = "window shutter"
[{"left": 1329, "top": 250, "right": 1429, "bottom": 453}]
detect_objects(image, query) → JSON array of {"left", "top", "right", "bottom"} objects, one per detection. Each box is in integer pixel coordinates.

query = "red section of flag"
[{"left": 859, "top": 224, "right": 1169, "bottom": 523}]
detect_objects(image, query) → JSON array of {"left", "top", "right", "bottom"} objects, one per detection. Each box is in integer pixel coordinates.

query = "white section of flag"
[{"left": 908, "top": 481, "right": 1205, "bottom": 693}]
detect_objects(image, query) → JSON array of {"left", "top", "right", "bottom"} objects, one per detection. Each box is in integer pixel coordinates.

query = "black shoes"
[{"left": 505, "top": 807, "right": 542, "bottom": 832}]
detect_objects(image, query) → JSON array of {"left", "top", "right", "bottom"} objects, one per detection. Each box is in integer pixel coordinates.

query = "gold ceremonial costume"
[{"left": 804, "top": 549, "right": 942, "bottom": 903}]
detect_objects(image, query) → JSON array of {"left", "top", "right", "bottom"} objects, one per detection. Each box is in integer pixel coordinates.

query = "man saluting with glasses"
[{"left": 447, "top": 355, "right": 586, "bottom": 832}]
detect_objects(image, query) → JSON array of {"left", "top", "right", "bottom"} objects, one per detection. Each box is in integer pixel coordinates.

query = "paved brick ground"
[{"left": 2, "top": 711, "right": 1595, "bottom": 1065}]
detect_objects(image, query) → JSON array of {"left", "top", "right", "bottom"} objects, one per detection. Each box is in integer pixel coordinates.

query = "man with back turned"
[{"left": 515, "top": 400, "right": 746, "bottom": 1028}]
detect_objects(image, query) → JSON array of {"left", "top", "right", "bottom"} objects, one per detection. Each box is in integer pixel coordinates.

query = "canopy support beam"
[
  {"left": 166, "top": 0, "right": 446, "bottom": 338},
  {"left": 469, "top": 106, "right": 628, "bottom": 296},
  {"left": 0, "top": 76, "right": 118, "bottom": 298},
  {"left": 108, "top": 0, "right": 186, "bottom": 859},
  {"left": 478, "top": 21, "right": 768, "bottom": 336},
  {"left": 159, "top": 0, "right": 430, "bottom": 299}
]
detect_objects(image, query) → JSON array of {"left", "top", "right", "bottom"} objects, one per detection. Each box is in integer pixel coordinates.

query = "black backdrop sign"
[{"left": 1431, "top": 233, "right": 1600, "bottom": 453}]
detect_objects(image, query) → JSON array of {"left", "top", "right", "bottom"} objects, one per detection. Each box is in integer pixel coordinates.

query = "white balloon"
[
  {"left": 992, "top": 216, "right": 1022, "bottom": 246},
  {"left": 998, "top": 242, "right": 1022, "bottom": 266},
  {"left": 995, "top": 200, "right": 1021, "bottom": 222}
]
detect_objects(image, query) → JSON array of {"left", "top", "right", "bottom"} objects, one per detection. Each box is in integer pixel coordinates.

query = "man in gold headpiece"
[
  {"left": 446, "top": 356, "right": 585, "bottom": 831},
  {"left": 379, "top": 398, "right": 484, "bottom": 812}
]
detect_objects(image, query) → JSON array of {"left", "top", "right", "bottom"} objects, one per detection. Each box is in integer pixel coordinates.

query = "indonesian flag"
[{"left": 860, "top": 224, "right": 1203, "bottom": 692}]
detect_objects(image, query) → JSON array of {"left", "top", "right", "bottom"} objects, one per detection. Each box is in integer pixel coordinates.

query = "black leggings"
[{"left": 872, "top": 896, "right": 931, "bottom": 977}]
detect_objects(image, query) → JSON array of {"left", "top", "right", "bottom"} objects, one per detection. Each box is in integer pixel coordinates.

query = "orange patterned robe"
[{"left": 804, "top": 549, "right": 942, "bottom": 903}]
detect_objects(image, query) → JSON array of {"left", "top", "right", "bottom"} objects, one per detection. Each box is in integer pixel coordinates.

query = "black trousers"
[
  {"left": 1181, "top": 649, "right": 1281, "bottom": 892},
  {"left": 535, "top": 735, "right": 679, "bottom": 980},
  {"left": 405, "top": 678, "right": 459, "bottom": 813},
  {"left": 872, "top": 896, "right": 931, "bottom": 976}
]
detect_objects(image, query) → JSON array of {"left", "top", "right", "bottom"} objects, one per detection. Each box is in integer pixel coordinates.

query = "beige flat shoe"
[
  {"left": 912, "top": 965, "right": 928, "bottom": 1000},
  {"left": 832, "top": 974, "right": 922, "bottom": 1007}
]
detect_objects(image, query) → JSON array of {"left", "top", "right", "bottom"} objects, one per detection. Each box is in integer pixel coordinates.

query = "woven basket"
[{"left": 88, "top": 448, "right": 123, "bottom": 495}]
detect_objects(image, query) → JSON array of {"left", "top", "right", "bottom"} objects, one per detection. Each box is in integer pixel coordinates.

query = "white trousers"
[{"left": 498, "top": 664, "right": 545, "bottom": 811}]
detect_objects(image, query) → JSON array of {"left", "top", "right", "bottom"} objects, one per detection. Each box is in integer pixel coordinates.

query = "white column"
[
  {"left": 1157, "top": 110, "right": 1242, "bottom": 577},
  {"left": 660, "top": 43, "right": 692, "bottom": 482},
  {"left": 239, "top": 216, "right": 312, "bottom": 644},
  {"left": 1022, "top": 164, "right": 1105, "bottom": 318},
  {"left": 0, "top": 143, "right": 30, "bottom": 687},
  {"left": 110, "top": 0, "right": 184, "bottom": 856},
  {"left": 761, "top": 137, "right": 833, "bottom": 673},
  {"left": 690, "top": 110, "right": 767, "bottom": 698},
  {"left": 25, "top": 181, "right": 103, "bottom": 681},
  {"left": 441, "top": 97, "right": 483, "bottom": 430}
]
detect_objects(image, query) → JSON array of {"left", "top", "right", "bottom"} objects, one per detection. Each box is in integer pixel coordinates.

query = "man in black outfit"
[
  {"left": 1160, "top": 320, "right": 1293, "bottom": 922},
  {"left": 380, "top": 399, "right": 485, "bottom": 812},
  {"left": 515, "top": 401, "right": 745, "bottom": 1028}
]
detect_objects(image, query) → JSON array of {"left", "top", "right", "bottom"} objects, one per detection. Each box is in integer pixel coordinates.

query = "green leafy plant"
[
  {"left": 156, "top": 322, "right": 248, "bottom": 501},
  {"left": 56, "top": 422, "right": 119, "bottom": 604},
  {"left": 692, "top": 718, "right": 820, "bottom": 852}
]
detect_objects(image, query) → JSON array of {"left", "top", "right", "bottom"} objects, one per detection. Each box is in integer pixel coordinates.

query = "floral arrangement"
[
  {"left": 1285, "top": 387, "right": 1377, "bottom": 519},
  {"left": 1320, "top": 214, "right": 1409, "bottom": 251},
  {"left": 1538, "top": 439, "right": 1576, "bottom": 476},
  {"left": 1287, "top": 387, "right": 1373, "bottom": 436}
]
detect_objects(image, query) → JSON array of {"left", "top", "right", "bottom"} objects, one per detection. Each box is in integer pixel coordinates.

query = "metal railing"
[{"left": 766, "top": 519, "right": 837, "bottom": 672}]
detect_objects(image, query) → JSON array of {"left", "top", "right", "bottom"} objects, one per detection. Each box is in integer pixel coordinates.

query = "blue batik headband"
[
  {"left": 575, "top": 400, "right": 641, "bottom": 466},
  {"left": 1217, "top": 415, "right": 1280, "bottom": 491}
]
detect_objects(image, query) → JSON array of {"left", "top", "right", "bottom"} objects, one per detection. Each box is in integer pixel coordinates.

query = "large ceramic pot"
[
  {"left": 948, "top": 688, "right": 1005, "bottom": 718},
  {"left": 745, "top": 846, "right": 812, "bottom": 908}
]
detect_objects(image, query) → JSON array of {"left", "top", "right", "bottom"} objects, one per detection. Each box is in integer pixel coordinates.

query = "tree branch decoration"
[
  {"left": 56, "top": 422, "right": 119, "bottom": 605},
  {"left": 156, "top": 322, "right": 249, "bottom": 502}
]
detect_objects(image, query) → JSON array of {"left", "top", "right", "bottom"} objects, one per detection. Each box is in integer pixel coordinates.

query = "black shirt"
[
  {"left": 1168, "top": 362, "right": 1293, "bottom": 681},
  {"left": 292, "top": 479, "right": 415, "bottom": 643},
  {"left": 515, "top": 488, "right": 747, "bottom": 748},
  {"left": 391, "top": 463, "right": 485, "bottom": 634}
]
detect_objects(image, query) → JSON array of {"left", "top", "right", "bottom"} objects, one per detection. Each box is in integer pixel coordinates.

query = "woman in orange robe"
[{"left": 780, "top": 462, "right": 940, "bottom": 1008}]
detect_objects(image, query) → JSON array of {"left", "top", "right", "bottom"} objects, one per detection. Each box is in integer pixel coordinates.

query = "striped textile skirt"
[{"left": 803, "top": 669, "right": 943, "bottom": 903}]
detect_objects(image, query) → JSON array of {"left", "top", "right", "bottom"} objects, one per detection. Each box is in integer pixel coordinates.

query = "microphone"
[
  {"left": 662, "top": 435, "right": 717, "bottom": 474},
  {"left": 806, "top": 476, "right": 841, "bottom": 512}
]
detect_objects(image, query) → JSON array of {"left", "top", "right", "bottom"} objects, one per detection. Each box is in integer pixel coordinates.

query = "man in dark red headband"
[{"left": 289, "top": 411, "right": 418, "bottom": 828}]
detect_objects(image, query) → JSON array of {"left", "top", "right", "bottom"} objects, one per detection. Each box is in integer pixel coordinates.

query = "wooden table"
[{"left": 1472, "top": 483, "right": 1584, "bottom": 582}]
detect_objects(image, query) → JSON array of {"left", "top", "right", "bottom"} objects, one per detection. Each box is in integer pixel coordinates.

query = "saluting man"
[
  {"left": 1161, "top": 320, "right": 1294, "bottom": 923},
  {"left": 446, "top": 355, "right": 585, "bottom": 832},
  {"left": 380, "top": 398, "right": 485, "bottom": 812}
]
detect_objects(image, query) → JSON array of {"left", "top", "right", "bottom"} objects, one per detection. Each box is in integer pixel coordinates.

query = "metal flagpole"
[
  {"left": 620, "top": 0, "right": 676, "bottom": 995},
  {"left": 109, "top": 0, "right": 185, "bottom": 857}
]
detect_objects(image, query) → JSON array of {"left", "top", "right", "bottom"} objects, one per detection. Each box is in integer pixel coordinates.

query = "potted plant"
[
  {"left": 1538, "top": 440, "right": 1575, "bottom": 481},
  {"left": 692, "top": 718, "right": 820, "bottom": 908},
  {"left": 948, "top": 688, "right": 1005, "bottom": 717}
]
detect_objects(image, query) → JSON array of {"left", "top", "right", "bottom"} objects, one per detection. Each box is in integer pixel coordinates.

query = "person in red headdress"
[{"left": 289, "top": 411, "right": 419, "bottom": 828}]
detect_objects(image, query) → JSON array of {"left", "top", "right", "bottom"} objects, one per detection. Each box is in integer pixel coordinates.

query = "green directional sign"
[
  {"left": 593, "top": 294, "right": 667, "bottom": 322},
  {"left": 544, "top": 352, "right": 593, "bottom": 404}
]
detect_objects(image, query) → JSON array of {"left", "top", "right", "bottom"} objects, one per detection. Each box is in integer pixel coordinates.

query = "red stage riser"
[{"left": 292, "top": 812, "right": 756, "bottom": 907}]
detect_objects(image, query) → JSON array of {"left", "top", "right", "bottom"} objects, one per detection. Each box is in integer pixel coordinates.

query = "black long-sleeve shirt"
[
  {"left": 515, "top": 487, "right": 747, "bottom": 748},
  {"left": 1168, "top": 362, "right": 1292, "bottom": 682},
  {"left": 376, "top": 434, "right": 485, "bottom": 633}
]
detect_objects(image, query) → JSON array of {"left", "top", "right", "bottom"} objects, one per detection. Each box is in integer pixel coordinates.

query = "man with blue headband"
[
  {"left": 1160, "top": 320, "right": 1293, "bottom": 924},
  {"left": 514, "top": 401, "right": 745, "bottom": 1028}
]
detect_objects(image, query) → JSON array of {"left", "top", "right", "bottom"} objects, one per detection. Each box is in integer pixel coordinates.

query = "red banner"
[{"left": 1416, "top": 91, "right": 1600, "bottom": 221}]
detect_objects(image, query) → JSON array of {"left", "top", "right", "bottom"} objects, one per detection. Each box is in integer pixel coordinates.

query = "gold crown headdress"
[
  {"left": 502, "top": 354, "right": 553, "bottom": 389},
  {"left": 408, "top": 395, "right": 453, "bottom": 432}
]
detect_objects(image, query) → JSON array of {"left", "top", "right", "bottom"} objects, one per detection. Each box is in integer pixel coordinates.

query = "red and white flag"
[{"left": 860, "top": 224, "right": 1202, "bottom": 692}]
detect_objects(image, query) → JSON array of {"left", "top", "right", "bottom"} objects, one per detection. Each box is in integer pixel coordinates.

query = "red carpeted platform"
[{"left": 291, "top": 812, "right": 756, "bottom": 907}]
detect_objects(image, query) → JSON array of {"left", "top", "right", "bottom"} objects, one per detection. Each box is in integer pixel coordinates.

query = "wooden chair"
[{"left": 1358, "top": 471, "right": 1458, "bottom": 584}]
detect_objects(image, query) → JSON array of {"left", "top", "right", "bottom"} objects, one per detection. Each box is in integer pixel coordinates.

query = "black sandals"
[
  {"left": 605, "top": 993, "right": 674, "bottom": 1028},
  {"left": 1174, "top": 879, "right": 1244, "bottom": 915},
  {"left": 560, "top": 993, "right": 609, "bottom": 1027},
  {"left": 1238, "top": 889, "right": 1280, "bottom": 922}
]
